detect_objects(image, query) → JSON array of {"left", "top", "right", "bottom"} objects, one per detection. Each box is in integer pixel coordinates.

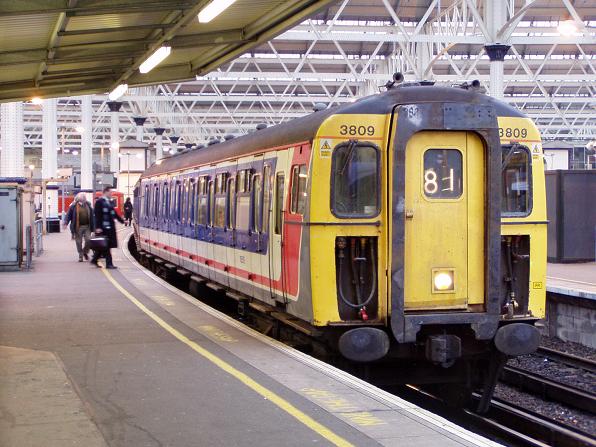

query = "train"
[
  {"left": 58, "top": 191, "right": 126, "bottom": 216},
  {"left": 132, "top": 76, "right": 546, "bottom": 409}
]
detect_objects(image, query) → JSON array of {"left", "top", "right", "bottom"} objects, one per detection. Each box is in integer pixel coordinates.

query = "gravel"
[
  {"left": 494, "top": 383, "right": 596, "bottom": 436},
  {"left": 541, "top": 336, "right": 596, "bottom": 361}
]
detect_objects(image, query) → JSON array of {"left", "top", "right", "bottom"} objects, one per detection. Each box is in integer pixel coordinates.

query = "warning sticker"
[
  {"left": 320, "top": 139, "right": 332, "bottom": 158},
  {"left": 532, "top": 281, "right": 543, "bottom": 289}
]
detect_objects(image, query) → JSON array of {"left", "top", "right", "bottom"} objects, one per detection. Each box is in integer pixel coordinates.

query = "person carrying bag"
[{"left": 90, "top": 186, "right": 124, "bottom": 269}]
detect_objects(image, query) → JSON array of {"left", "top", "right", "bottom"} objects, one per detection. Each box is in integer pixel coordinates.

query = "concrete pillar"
[
  {"left": 0, "top": 102, "right": 24, "bottom": 178},
  {"left": 154, "top": 127, "right": 165, "bottom": 161},
  {"left": 80, "top": 96, "right": 93, "bottom": 194},
  {"left": 133, "top": 116, "right": 147, "bottom": 142},
  {"left": 169, "top": 135, "right": 180, "bottom": 155},
  {"left": 42, "top": 98, "right": 58, "bottom": 217},
  {"left": 107, "top": 101, "right": 122, "bottom": 176},
  {"left": 484, "top": 0, "right": 509, "bottom": 100}
]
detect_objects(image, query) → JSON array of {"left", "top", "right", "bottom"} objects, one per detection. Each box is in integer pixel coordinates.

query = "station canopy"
[{"left": 0, "top": 0, "right": 336, "bottom": 102}]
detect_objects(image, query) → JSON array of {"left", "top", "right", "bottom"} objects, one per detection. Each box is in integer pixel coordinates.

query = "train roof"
[{"left": 142, "top": 84, "right": 526, "bottom": 178}]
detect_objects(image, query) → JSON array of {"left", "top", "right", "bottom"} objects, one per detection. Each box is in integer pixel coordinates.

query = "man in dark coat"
[
  {"left": 91, "top": 186, "right": 124, "bottom": 269},
  {"left": 123, "top": 197, "right": 133, "bottom": 226}
]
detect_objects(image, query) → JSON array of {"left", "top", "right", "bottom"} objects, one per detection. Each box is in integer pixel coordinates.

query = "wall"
[{"left": 544, "top": 149, "right": 569, "bottom": 170}]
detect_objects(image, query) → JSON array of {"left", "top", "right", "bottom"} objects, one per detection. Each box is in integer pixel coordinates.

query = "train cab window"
[
  {"left": 261, "top": 165, "right": 272, "bottom": 233},
  {"left": 331, "top": 143, "right": 379, "bottom": 217},
  {"left": 274, "top": 174, "right": 285, "bottom": 235},
  {"left": 227, "top": 177, "right": 236, "bottom": 229},
  {"left": 252, "top": 174, "right": 262, "bottom": 232},
  {"left": 502, "top": 144, "right": 532, "bottom": 216},
  {"left": 423, "top": 149, "right": 463, "bottom": 199},
  {"left": 290, "top": 165, "right": 307, "bottom": 214}
]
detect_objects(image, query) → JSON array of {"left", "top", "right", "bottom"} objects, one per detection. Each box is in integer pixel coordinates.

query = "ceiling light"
[
  {"left": 75, "top": 126, "right": 85, "bottom": 133},
  {"left": 31, "top": 97, "right": 43, "bottom": 105},
  {"left": 64, "top": 149, "right": 70, "bottom": 153},
  {"left": 72, "top": 150, "right": 79, "bottom": 155},
  {"left": 111, "top": 142, "right": 119, "bottom": 150},
  {"left": 198, "top": 0, "right": 237, "bottom": 23},
  {"left": 28, "top": 164, "right": 35, "bottom": 171},
  {"left": 139, "top": 46, "right": 171, "bottom": 74},
  {"left": 109, "top": 83, "right": 128, "bottom": 101},
  {"left": 557, "top": 19, "right": 577, "bottom": 36}
]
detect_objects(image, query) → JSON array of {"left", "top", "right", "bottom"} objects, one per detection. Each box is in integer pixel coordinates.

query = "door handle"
[{"left": 405, "top": 210, "right": 414, "bottom": 219}]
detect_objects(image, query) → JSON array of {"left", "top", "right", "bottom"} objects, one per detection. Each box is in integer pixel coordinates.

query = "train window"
[
  {"left": 274, "top": 174, "right": 284, "bottom": 235},
  {"left": 290, "top": 165, "right": 307, "bottom": 214},
  {"left": 227, "top": 177, "right": 236, "bottom": 229},
  {"left": 423, "top": 149, "right": 463, "bottom": 199},
  {"left": 189, "top": 181, "right": 196, "bottom": 225},
  {"left": 502, "top": 144, "right": 532, "bottom": 216},
  {"left": 196, "top": 176, "right": 209, "bottom": 226},
  {"left": 252, "top": 174, "right": 262, "bottom": 232},
  {"left": 261, "top": 165, "right": 272, "bottom": 233},
  {"left": 331, "top": 143, "right": 379, "bottom": 217},
  {"left": 208, "top": 180, "right": 215, "bottom": 226},
  {"left": 238, "top": 170, "right": 246, "bottom": 193}
]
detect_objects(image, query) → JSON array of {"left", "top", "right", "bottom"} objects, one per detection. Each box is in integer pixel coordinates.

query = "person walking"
[
  {"left": 123, "top": 197, "right": 133, "bottom": 226},
  {"left": 63, "top": 192, "right": 94, "bottom": 262},
  {"left": 91, "top": 186, "right": 124, "bottom": 269}
]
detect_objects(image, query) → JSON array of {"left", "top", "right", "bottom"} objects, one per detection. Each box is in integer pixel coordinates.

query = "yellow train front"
[{"left": 134, "top": 79, "right": 546, "bottom": 407}]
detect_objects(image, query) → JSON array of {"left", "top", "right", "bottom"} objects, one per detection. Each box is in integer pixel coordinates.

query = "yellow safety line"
[{"left": 101, "top": 268, "right": 353, "bottom": 447}]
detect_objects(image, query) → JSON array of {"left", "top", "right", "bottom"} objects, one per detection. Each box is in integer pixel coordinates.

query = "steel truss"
[{"left": 19, "top": 0, "right": 596, "bottom": 153}]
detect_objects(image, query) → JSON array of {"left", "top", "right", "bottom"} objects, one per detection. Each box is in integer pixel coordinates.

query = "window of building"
[
  {"left": 331, "top": 143, "right": 379, "bottom": 217},
  {"left": 502, "top": 144, "right": 532, "bottom": 216},
  {"left": 290, "top": 164, "right": 308, "bottom": 214},
  {"left": 274, "top": 173, "right": 285, "bottom": 235}
]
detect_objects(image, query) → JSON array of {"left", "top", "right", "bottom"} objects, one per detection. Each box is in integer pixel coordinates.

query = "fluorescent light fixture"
[
  {"left": 75, "top": 126, "right": 85, "bottom": 133},
  {"left": 31, "top": 97, "right": 43, "bottom": 105},
  {"left": 72, "top": 150, "right": 79, "bottom": 155},
  {"left": 198, "top": 0, "right": 237, "bottom": 23},
  {"left": 64, "top": 149, "right": 70, "bottom": 153},
  {"left": 139, "top": 46, "right": 171, "bottom": 74},
  {"left": 109, "top": 83, "right": 128, "bottom": 101},
  {"left": 28, "top": 164, "right": 35, "bottom": 170},
  {"left": 557, "top": 19, "right": 577, "bottom": 36}
]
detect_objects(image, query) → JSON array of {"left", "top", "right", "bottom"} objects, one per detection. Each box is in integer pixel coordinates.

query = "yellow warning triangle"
[{"left": 321, "top": 141, "right": 331, "bottom": 150}]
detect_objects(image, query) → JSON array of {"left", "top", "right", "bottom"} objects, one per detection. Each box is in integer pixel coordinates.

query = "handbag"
[{"left": 89, "top": 235, "right": 108, "bottom": 250}]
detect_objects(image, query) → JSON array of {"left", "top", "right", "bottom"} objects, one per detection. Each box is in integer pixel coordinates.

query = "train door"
[
  {"left": 250, "top": 154, "right": 265, "bottom": 300},
  {"left": 206, "top": 176, "right": 216, "bottom": 281},
  {"left": 234, "top": 158, "right": 254, "bottom": 297},
  {"left": 259, "top": 161, "right": 274, "bottom": 302},
  {"left": 211, "top": 166, "right": 230, "bottom": 287},
  {"left": 269, "top": 150, "right": 290, "bottom": 303},
  {"left": 225, "top": 161, "right": 238, "bottom": 292},
  {"left": 404, "top": 131, "right": 485, "bottom": 310}
]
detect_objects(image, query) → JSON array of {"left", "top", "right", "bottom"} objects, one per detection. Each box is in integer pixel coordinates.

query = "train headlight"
[{"left": 432, "top": 269, "right": 454, "bottom": 293}]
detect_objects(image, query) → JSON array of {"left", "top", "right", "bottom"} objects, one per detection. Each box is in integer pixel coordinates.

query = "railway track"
[
  {"left": 536, "top": 346, "right": 596, "bottom": 374},
  {"left": 500, "top": 365, "right": 596, "bottom": 414}
]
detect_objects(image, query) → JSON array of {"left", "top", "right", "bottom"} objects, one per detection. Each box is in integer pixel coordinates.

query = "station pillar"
[
  {"left": 80, "top": 96, "right": 93, "bottom": 196},
  {"left": 153, "top": 127, "right": 165, "bottom": 161},
  {"left": 169, "top": 135, "right": 180, "bottom": 155},
  {"left": 485, "top": 44, "right": 510, "bottom": 101},
  {"left": 42, "top": 98, "right": 58, "bottom": 217},
  {"left": 133, "top": 116, "right": 147, "bottom": 142},
  {"left": 107, "top": 101, "right": 122, "bottom": 177},
  {"left": 484, "top": 0, "right": 509, "bottom": 100},
  {"left": 0, "top": 102, "right": 24, "bottom": 178}
]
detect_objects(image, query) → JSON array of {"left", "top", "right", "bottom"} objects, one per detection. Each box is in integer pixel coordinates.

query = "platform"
[
  {"left": 0, "top": 230, "right": 501, "bottom": 447},
  {"left": 547, "top": 262, "right": 596, "bottom": 300}
]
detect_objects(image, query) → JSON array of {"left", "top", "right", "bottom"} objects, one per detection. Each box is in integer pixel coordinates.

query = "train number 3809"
[
  {"left": 339, "top": 124, "right": 376, "bottom": 136},
  {"left": 499, "top": 127, "right": 528, "bottom": 139}
]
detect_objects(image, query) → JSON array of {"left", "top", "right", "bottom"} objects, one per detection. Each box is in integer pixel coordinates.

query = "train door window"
[
  {"left": 176, "top": 181, "right": 183, "bottom": 222},
  {"left": 290, "top": 164, "right": 307, "bottom": 214},
  {"left": 197, "top": 176, "right": 209, "bottom": 225},
  {"left": 252, "top": 174, "right": 262, "bottom": 232},
  {"left": 274, "top": 173, "right": 285, "bottom": 235},
  {"left": 331, "top": 143, "right": 380, "bottom": 217},
  {"left": 236, "top": 172, "right": 251, "bottom": 232},
  {"left": 261, "top": 165, "right": 272, "bottom": 233},
  {"left": 502, "top": 144, "right": 532, "bottom": 216},
  {"left": 214, "top": 173, "right": 227, "bottom": 228},
  {"left": 422, "top": 149, "right": 463, "bottom": 199},
  {"left": 227, "top": 177, "right": 236, "bottom": 229},
  {"left": 189, "top": 180, "right": 196, "bottom": 225},
  {"left": 208, "top": 180, "right": 215, "bottom": 226},
  {"left": 164, "top": 184, "right": 170, "bottom": 222}
]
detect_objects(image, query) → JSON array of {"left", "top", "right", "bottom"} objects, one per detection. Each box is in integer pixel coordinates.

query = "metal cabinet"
[{"left": 0, "top": 184, "right": 23, "bottom": 269}]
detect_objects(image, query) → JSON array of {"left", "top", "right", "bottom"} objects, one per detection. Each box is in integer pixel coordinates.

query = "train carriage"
[{"left": 133, "top": 78, "right": 546, "bottom": 408}]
